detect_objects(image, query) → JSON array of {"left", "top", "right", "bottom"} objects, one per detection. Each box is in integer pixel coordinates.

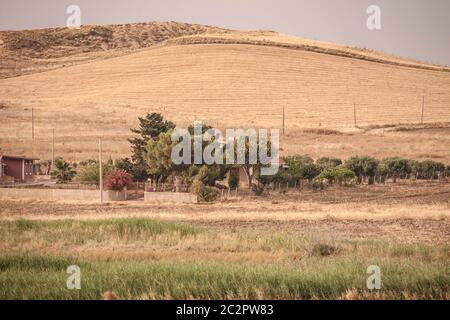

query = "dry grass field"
[
  {"left": 1, "top": 22, "right": 450, "bottom": 162},
  {"left": 0, "top": 22, "right": 449, "bottom": 300},
  {"left": 0, "top": 182, "right": 449, "bottom": 299}
]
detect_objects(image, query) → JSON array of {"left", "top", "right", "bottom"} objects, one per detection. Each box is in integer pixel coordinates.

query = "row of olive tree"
[
  {"left": 345, "top": 156, "right": 449, "bottom": 183},
  {"left": 255, "top": 154, "right": 450, "bottom": 190}
]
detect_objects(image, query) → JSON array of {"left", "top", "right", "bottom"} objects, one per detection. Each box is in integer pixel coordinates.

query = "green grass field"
[{"left": 0, "top": 218, "right": 448, "bottom": 299}]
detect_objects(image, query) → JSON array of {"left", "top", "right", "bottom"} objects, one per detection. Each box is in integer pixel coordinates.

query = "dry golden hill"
[
  {"left": 0, "top": 21, "right": 229, "bottom": 79},
  {"left": 1, "top": 22, "right": 450, "bottom": 162}
]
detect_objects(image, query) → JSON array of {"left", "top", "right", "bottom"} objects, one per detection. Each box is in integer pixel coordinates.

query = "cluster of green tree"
[
  {"left": 345, "top": 156, "right": 450, "bottom": 184},
  {"left": 120, "top": 113, "right": 278, "bottom": 200},
  {"left": 256, "top": 155, "right": 353, "bottom": 190},
  {"left": 49, "top": 112, "right": 450, "bottom": 201},
  {"left": 254, "top": 154, "right": 450, "bottom": 193},
  {"left": 144, "top": 122, "right": 228, "bottom": 186},
  {"left": 51, "top": 156, "right": 133, "bottom": 189},
  {"left": 77, "top": 159, "right": 115, "bottom": 185}
]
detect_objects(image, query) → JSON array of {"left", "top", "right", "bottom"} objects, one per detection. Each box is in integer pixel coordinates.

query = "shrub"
[
  {"left": 227, "top": 169, "right": 240, "bottom": 189},
  {"left": 194, "top": 165, "right": 228, "bottom": 187},
  {"left": 316, "top": 157, "right": 342, "bottom": 171},
  {"left": 311, "top": 180, "right": 324, "bottom": 190},
  {"left": 256, "top": 171, "right": 275, "bottom": 186},
  {"left": 252, "top": 183, "right": 265, "bottom": 196},
  {"left": 380, "top": 157, "right": 411, "bottom": 182},
  {"left": 376, "top": 162, "right": 388, "bottom": 183},
  {"left": 311, "top": 243, "right": 341, "bottom": 257},
  {"left": 309, "top": 233, "right": 342, "bottom": 257},
  {"left": 408, "top": 160, "right": 421, "bottom": 179},
  {"left": 418, "top": 160, "right": 446, "bottom": 179},
  {"left": 256, "top": 167, "right": 292, "bottom": 186},
  {"left": 103, "top": 170, "right": 133, "bottom": 191},
  {"left": 344, "top": 157, "right": 362, "bottom": 183},
  {"left": 299, "top": 163, "right": 321, "bottom": 182},
  {"left": 316, "top": 167, "right": 355, "bottom": 186},
  {"left": 115, "top": 157, "right": 139, "bottom": 180},
  {"left": 50, "top": 157, "right": 76, "bottom": 183},
  {"left": 273, "top": 170, "right": 293, "bottom": 184},
  {"left": 360, "top": 156, "right": 379, "bottom": 184},
  {"left": 284, "top": 155, "right": 320, "bottom": 183},
  {"left": 77, "top": 160, "right": 115, "bottom": 185},
  {"left": 191, "top": 180, "right": 220, "bottom": 202},
  {"left": 344, "top": 156, "right": 378, "bottom": 184}
]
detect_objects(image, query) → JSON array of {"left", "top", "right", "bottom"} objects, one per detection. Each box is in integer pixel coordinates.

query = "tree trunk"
[{"left": 243, "top": 166, "right": 253, "bottom": 190}]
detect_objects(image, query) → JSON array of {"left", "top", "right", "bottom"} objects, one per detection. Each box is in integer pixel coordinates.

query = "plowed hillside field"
[{"left": 1, "top": 28, "right": 449, "bottom": 161}]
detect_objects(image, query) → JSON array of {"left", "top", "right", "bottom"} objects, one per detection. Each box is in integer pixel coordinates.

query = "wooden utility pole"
[
  {"left": 31, "top": 107, "right": 35, "bottom": 140},
  {"left": 421, "top": 96, "right": 425, "bottom": 124},
  {"left": 51, "top": 128, "right": 55, "bottom": 172},
  {"left": 353, "top": 103, "right": 357, "bottom": 128},
  {"left": 99, "top": 138, "right": 103, "bottom": 204},
  {"left": 282, "top": 105, "right": 285, "bottom": 135}
]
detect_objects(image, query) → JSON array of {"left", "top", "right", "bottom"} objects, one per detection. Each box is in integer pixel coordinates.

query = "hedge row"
[{"left": 257, "top": 155, "right": 450, "bottom": 187}]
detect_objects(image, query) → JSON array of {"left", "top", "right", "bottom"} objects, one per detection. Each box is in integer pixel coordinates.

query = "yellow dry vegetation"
[{"left": 1, "top": 23, "right": 450, "bottom": 161}]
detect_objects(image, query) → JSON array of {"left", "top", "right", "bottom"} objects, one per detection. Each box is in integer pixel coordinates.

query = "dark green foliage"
[
  {"left": 252, "top": 183, "right": 265, "bottom": 196},
  {"left": 144, "top": 121, "right": 229, "bottom": 186},
  {"left": 311, "top": 180, "right": 324, "bottom": 190},
  {"left": 115, "top": 157, "right": 136, "bottom": 177},
  {"left": 186, "top": 165, "right": 229, "bottom": 187},
  {"left": 409, "top": 159, "right": 446, "bottom": 179},
  {"left": 298, "top": 163, "right": 321, "bottom": 182},
  {"left": 284, "top": 155, "right": 320, "bottom": 182},
  {"left": 227, "top": 169, "right": 240, "bottom": 189},
  {"left": 77, "top": 159, "right": 115, "bottom": 185},
  {"left": 344, "top": 156, "right": 379, "bottom": 184},
  {"left": 418, "top": 160, "right": 446, "bottom": 179},
  {"left": 256, "top": 171, "right": 276, "bottom": 186},
  {"left": 408, "top": 159, "right": 421, "bottom": 178},
  {"left": 380, "top": 157, "right": 411, "bottom": 182},
  {"left": 316, "top": 157, "right": 342, "bottom": 171},
  {"left": 50, "top": 157, "right": 76, "bottom": 183},
  {"left": 128, "top": 113, "right": 175, "bottom": 181},
  {"left": 316, "top": 167, "right": 355, "bottom": 186},
  {"left": 145, "top": 131, "right": 177, "bottom": 182},
  {"left": 191, "top": 180, "right": 220, "bottom": 202}
]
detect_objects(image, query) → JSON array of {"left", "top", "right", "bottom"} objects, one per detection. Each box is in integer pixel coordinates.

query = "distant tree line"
[
  {"left": 48, "top": 112, "right": 450, "bottom": 200},
  {"left": 256, "top": 154, "right": 450, "bottom": 191}
]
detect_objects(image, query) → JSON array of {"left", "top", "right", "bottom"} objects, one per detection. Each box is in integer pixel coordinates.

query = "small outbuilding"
[{"left": 0, "top": 155, "right": 39, "bottom": 182}]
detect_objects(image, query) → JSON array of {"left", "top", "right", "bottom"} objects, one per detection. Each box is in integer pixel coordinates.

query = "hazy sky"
[{"left": 1, "top": 0, "right": 449, "bottom": 66}]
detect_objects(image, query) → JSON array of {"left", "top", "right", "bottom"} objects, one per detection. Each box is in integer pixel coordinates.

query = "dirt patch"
[
  {"left": 275, "top": 181, "right": 450, "bottom": 205},
  {"left": 1, "top": 182, "right": 449, "bottom": 245},
  {"left": 190, "top": 217, "right": 450, "bottom": 245}
]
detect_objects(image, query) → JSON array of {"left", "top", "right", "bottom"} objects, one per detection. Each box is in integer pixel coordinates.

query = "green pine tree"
[{"left": 128, "top": 113, "right": 175, "bottom": 181}]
